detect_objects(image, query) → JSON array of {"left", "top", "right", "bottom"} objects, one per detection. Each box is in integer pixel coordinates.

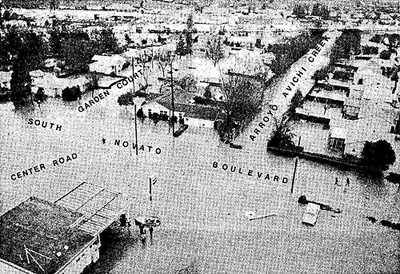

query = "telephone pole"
[
  {"left": 291, "top": 157, "right": 299, "bottom": 194},
  {"left": 131, "top": 57, "right": 135, "bottom": 94},
  {"left": 134, "top": 104, "right": 138, "bottom": 156},
  {"left": 169, "top": 61, "right": 175, "bottom": 135}
]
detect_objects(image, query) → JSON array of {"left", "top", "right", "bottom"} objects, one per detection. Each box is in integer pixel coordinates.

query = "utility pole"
[
  {"left": 170, "top": 61, "right": 175, "bottom": 135},
  {"left": 131, "top": 57, "right": 135, "bottom": 94},
  {"left": 291, "top": 157, "right": 299, "bottom": 194},
  {"left": 149, "top": 177, "right": 152, "bottom": 202},
  {"left": 134, "top": 104, "right": 138, "bottom": 156}
]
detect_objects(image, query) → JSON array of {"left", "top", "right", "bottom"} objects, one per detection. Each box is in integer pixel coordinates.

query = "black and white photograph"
[{"left": 0, "top": 0, "right": 400, "bottom": 273}]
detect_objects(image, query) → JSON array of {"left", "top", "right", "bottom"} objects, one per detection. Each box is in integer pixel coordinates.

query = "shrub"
[
  {"left": 117, "top": 92, "right": 134, "bottom": 106},
  {"left": 379, "top": 50, "right": 391, "bottom": 60},
  {"left": 361, "top": 140, "right": 396, "bottom": 172},
  {"left": 62, "top": 86, "right": 81, "bottom": 101}
]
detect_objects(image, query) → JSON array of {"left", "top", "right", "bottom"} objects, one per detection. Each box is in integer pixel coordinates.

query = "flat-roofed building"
[{"left": 0, "top": 182, "right": 129, "bottom": 274}]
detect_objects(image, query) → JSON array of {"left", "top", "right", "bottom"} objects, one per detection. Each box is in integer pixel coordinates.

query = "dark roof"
[{"left": 0, "top": 197, "right": 93, "bottom": 274}]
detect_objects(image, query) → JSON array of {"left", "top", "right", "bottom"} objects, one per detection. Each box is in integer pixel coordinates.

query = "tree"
[
  {"left": 205, "top": 37, "right": 224, "bottom": 66},
  {"left": 311, "top": 3, "right": 321, "bottom": 16},
  {"left": 125, "top": 34, "right": 131, "bottom": 44},
  {"left": 24, "top": 31, "right": 47, "bottom": 70},
  {"left": 269, "top": 31, "right": 323, "bottom": 76},
  {"left": 184, "top": 13, "right": 196, "bottom": 55},
  {"left": 268, "top": 115, "right": 296, "bottom": 148},
  {"left": 10, "top": 53, "right": 32, "bottom": 108},
  {"left": 379, "top": 50, "right": 391, "bottom": 60},
  {"left": 49, "top": 28, "right": 64, "bottom": 57},
  {"left": 2, "top": 10, "right": 10, "bottom": 21},
  {"left": 154, "top": 50, "right": 173, "bottom": 78},
  {"left": 313, "top": 67, "right": 331, "bottom": 81},
  {"left": 204, "top": 85, "right": 212, "bottom": 99},
  {"left": 154, "top": 50, "right": 174, "bottom": 93},
  {"left": 94, "top": 28, "right": 120, "bottom": 53},
  {"left": 175, "top": 34, "right": 186, "bottom": 56},
  {"left": 3, "top": 27, "right": 23, "bottom": 57},
  {"left": 330, "top": 30, "right": 361, "bottom": 64},
  {"left": 117, "top": 92, "right": 135, "bottom": 107},
  {"left": 288, "top": 89, "right": 303, "bottom": 115},
  {"left": 293, "top": 4, "right": 307, "bottom": 18},
  {"left": 219, "top": 76, "right": 263, "bottom": 140},
  {"left": 175, "top": 74, "right": 197, "bottom": 93},
  {"left": 62, "top": 35, "right": 96, "bottom": 73},
  {"left": 361, "top": 140, "right": 396, "bottom": 172},
  {"left": 255, "top": 38, "right": 262, "bottom": 48}
]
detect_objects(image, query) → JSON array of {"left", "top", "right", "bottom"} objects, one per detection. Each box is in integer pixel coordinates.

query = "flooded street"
[{"left": 1, "top": 82, "right": 399, "bottom": 273}]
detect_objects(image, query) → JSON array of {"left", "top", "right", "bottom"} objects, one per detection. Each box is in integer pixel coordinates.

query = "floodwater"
[{"left": 1, "top": 80, "right": 399, "bottom": 274}]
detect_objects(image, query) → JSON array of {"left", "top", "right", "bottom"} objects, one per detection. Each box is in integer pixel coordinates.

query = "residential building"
[{"left": 89, "top": 55, "right": 128, "bottom": 75}]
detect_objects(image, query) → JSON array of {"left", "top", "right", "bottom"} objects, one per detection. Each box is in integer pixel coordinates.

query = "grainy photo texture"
[{"left": 0, "top": 0, "right": 400, "bottom": 273}]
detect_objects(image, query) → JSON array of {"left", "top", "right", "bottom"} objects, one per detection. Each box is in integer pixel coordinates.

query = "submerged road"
[{"left": 0, "top": 31, "right": 399, "bottom": 273}]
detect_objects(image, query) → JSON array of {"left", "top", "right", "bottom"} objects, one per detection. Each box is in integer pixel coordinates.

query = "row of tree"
[
  {"left": 1, "top": 25, "right": 121, "bottom": 107},
  {"left": 293, "top": 3, "right": 330, "bottom": 19},
  {"left": 49, "top": 27, "right": 120, "bottom": 72},
  {"left": 330, "top": 29, "right": 362, "bottom": 64},
  {"left": 269, "top": 31, "right": 324, "bottom": 75}
]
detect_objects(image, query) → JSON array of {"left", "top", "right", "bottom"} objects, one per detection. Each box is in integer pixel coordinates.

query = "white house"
[
  {"left": 30, "top": 71, "right": 92, "bottom": 97},
  {"left": 141, "top": 92, "right": 224, "bottom": 128},
  {"left": 89, "top": 54, "right": 128, "bottom": 75}
]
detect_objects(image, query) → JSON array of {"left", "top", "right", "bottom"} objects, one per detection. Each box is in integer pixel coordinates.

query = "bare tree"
[
  {"left": 218, "top": 75, "right": 263, "bottom": 141},
  {"left": 137, "top": 51, "right": 150, "bottom": 88},
  {"left": 154, "top": 50, "right": 173, "bottom": 79},
  {"left": 205, "top": 37, "right": 224, "bottom": 66},
  {"left": 154, "top": 50, "right": 174, "bottom": 93}
]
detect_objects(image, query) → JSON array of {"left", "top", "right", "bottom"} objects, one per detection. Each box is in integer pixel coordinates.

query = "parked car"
[
  {"left": 302, "top": 203, "right": 320, "bottom": 226},
  {"left": 229, "top": 143, "right": 243, "bottom": 149},
  {"left": 173, "top": 124, "right": 189, "bottom": 137}
]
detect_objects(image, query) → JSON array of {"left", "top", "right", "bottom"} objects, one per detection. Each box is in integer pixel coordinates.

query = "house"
[
  {"left": 89, "top": 55, "right": 128, "bottom": 75},
  {"left": 141, "top": 92, "right": 225, "bottom": 128},
  {"left": 184, "top": 107, "right": 223, "bottom": 128},
  {"left": 30, "top": 71, "right": 92, "bottom": 97},
  {"left": 0, "top": 182, "right": 129, "bottom": 274},
  {"left": 328, "top": 127, "right": 347, "bottom": 152}
]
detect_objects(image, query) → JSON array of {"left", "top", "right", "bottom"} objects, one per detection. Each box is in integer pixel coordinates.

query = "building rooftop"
[{"left": 0, "top": 197, "right": 93, "bottom": 274}]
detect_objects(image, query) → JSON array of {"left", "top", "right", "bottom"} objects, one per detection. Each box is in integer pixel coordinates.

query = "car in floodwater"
[{"left": 302, "top": 203, "right": 321, "bottom": 226}]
